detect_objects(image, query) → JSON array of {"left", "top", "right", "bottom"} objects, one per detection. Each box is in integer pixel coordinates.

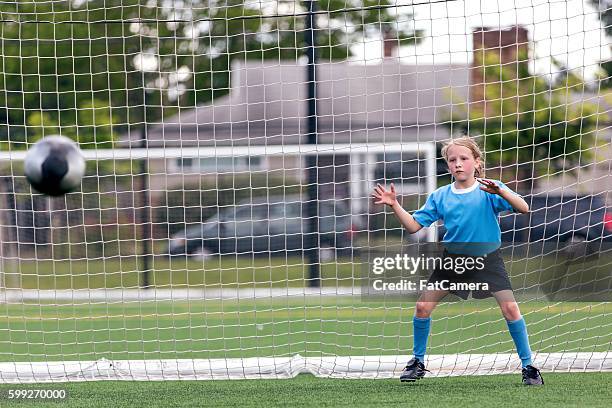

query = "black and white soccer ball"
[{"left": 24, "top": 135, "right": 86, "bottom": 196}]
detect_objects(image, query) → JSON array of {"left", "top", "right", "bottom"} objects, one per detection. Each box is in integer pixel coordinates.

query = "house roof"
[
  {"left": 121, "top": 60, "right": 612, "bottom": 148},
  {"left": 122, "top": 60, "right": 472, "bottom": 147}
]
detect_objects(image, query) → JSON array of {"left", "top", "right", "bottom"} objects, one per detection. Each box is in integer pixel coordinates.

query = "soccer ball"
[{"left": 24, "top": 135, "right": 86, "bottom": 196}]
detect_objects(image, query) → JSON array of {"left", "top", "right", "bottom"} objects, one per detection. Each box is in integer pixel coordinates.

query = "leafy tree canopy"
[
  {"left": 447, "top": 50, "right": 605, "bottom": 186},
  {"left": 0, "top": 0, "right": 421, "bottom": 150}
]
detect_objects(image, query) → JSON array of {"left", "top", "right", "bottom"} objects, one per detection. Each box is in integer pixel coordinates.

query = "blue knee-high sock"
[
  {"left": 413, "top": 316, "right": 431, "bottom": 362},
  {"left": 506, "top": 317, "right": 533, "bottom": 368}
]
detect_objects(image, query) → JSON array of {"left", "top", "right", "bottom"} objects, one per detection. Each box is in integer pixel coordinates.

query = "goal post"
[
  {"left": 0, "top": 141, "right": 438, "bottom": 298},
  {"left": 0, "top": 142, "right": 447, "bottom": 383},
  {"left": 0, "top": 142, "right": 438, "bottom": 227}
]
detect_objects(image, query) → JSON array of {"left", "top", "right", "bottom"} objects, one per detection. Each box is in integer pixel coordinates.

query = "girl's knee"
[
  {"left": 415, "top": 301, "right": 436, "bottom": 318},
  {"left": 501, "top": 302, "right": 522, "bottom": 321}
]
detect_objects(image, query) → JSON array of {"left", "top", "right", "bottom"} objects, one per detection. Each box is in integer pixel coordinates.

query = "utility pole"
[
  {"left": 140, "top": 85, "right": 152, "bottom": 289},
  {"left": 304, "top": 1, "right": 320, "bottom": 287}
]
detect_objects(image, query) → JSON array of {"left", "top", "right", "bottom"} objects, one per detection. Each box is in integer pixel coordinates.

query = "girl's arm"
[
  {"left": 498, "top": 189, "right": 529, "bottom": 214},
  {"left": 372, "top": 183, "right": 423, "bottom": 234},
  {"left": 390, "top": 200, "right": 424, "bottom": 234},
  {"left": 478, "top": 179, "right": 530, "bottom": 214}
]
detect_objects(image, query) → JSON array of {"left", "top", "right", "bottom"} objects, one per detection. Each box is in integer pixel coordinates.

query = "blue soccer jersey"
[{"left": 412, "top": 179, "right": 518, "bottom": 248}]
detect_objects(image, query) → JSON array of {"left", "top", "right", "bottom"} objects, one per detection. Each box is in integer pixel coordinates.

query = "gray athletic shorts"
[{"left": 425, "top": 249, "right": 513, "bottom": 300}]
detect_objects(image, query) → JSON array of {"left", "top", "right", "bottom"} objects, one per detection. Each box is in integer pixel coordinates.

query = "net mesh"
[{"left": 0, "top": 0, "right": 611, "bottom": 382}]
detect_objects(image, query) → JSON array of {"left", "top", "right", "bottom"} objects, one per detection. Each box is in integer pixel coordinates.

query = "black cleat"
[
  {"left": 400, "top": 358, "right": 429, "bottom": 382},
  {"left": 522, "top": 365, "right": 544, "bottom": 385}
]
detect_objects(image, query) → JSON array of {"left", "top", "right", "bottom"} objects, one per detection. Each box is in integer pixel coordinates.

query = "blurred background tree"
[
  {"left": 589, "top": 1, "right": 612, "bottom": 93},
  {"left": 447, "top": 49, "right": 604, "bottom": 192},
  {"left": 0, "top": 0, "right": 421, "bottom": 150},
  {"left": 590, "top": 0, "right": 612, "bottom": 37}
]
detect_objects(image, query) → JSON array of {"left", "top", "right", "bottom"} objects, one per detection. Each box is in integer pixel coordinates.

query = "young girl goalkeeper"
[{"left": 371, "top": 136, "right": 544, "bottom": 385}]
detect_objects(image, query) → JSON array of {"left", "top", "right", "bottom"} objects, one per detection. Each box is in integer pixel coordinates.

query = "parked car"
[
  {"left": 437, "top": 193, "right": 612, "bottom": 255},
  {"left": 166, "top": 195, "right": 361, "bottom": 258}
]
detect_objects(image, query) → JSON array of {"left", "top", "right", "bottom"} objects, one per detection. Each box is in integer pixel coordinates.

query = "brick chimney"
[
  {"left": 470, "top": 26, "right": 530, "bottom": 109},
  {"left": 470, "top": 26, "right": 531, "bottom": 192},
  {"left": 383, "top": 27, "right": 398, "bottom": 59}
]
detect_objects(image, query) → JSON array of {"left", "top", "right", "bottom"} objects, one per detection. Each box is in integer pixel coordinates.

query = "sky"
[{"left": 350, "top": 0, "right": 610, "bottom": 81}]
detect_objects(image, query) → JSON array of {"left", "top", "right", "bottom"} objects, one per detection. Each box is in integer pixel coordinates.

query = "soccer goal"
[
  {"left": 0, "top": 142, "right": 444, "bottom": 382},
  {"left": 0, "top": 0, "right": 611, "bottom": 384}
]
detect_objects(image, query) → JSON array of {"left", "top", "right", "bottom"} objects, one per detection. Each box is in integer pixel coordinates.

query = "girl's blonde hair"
[{"left": 441, "top": 136, "right": 485, "bottom": 178}]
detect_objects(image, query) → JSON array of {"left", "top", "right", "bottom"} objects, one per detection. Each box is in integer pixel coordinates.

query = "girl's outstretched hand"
[
  {"left": 477, "top": 178, "right": 502, "bottom": 195},
  {"left": 372, "top": 183, "right": 397, "bottom": 206}
]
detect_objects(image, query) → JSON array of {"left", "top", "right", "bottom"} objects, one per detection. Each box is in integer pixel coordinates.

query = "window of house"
[
  {"left": 174, "top": 156, "right": 263, "bottom": 172},
  {"left": 374, "top": 152, "right": 426, "bottom": 184}
]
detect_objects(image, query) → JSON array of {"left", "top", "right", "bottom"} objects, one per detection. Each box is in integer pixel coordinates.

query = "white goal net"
[{"left": 0, "top": 0, "right": 611, "bottom": 383}]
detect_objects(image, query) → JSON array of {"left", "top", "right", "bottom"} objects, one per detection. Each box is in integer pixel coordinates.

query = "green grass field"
[
  {"left": 1, "top": 299, "right": 610, "bottom": 362},
  {"left": 1, "top": 373, "right": 611, "bottom": 408},
  {"left": 1, "top": 253, "right": 611, "bottom": 406},
  {"left": 2, "top": 251, "right": 610, "bottom": 292}
]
